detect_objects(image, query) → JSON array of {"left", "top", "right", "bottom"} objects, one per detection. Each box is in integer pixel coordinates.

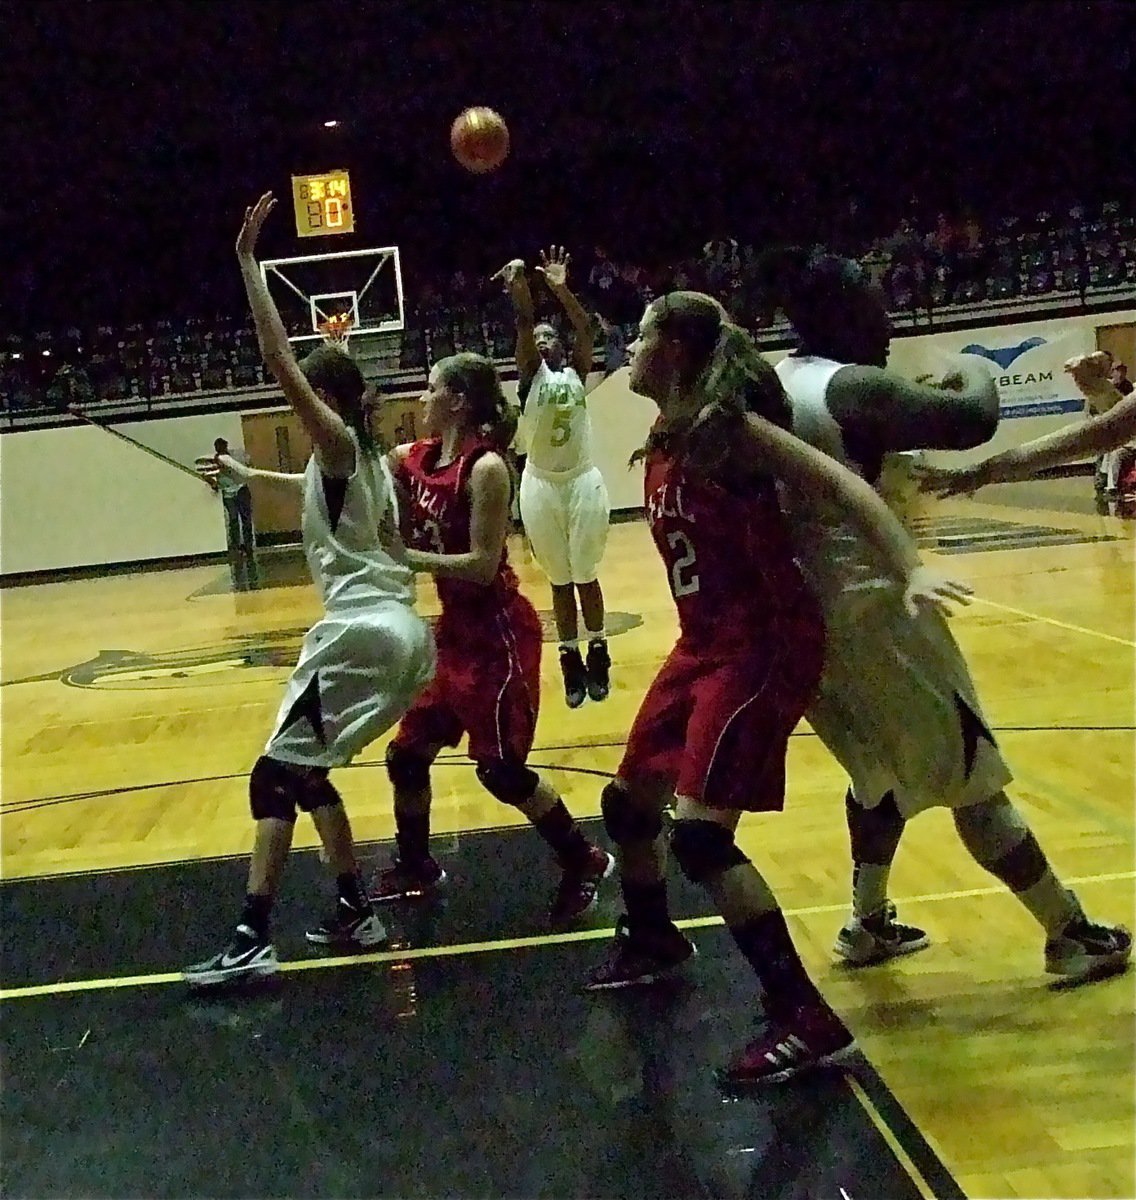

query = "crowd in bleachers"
[{"left": 5, "top": 202, "right": 1133, "bottom": 416}]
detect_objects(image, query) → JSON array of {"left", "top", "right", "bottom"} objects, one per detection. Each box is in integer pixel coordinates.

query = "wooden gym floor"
[{"left": 1, "top": 478, "right": 1133, "bottom": 1199}]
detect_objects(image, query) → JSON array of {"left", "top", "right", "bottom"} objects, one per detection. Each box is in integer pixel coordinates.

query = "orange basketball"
[{"left": 450, "top": 107, "right": 510, "bottom": 174}]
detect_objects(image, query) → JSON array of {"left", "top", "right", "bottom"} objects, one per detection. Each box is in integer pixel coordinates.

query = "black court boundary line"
[
  {"left": 852, "top": 1063, "right": 969, "bottom": 1200},
  {"left": 2, "top": 725, "right": 1131, "bottom": 819}
]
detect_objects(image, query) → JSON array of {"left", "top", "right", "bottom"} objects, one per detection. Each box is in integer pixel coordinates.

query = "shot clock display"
[{"left": 291, "top": 170, "right": 355, "bottom": 238}]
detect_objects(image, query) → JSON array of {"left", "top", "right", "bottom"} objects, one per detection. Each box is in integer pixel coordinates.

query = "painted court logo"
[{"left": 960, "top": 336, "right": 1046, "bottom": 371}]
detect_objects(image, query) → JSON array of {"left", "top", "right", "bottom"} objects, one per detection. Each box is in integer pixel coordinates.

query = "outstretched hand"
[
  {"left": 536, "top": 246, "right": 570, "bottom": 289},
  {"left": 912, "top": 461, "right": 987, "bottom": 498},
  {"left": 490, "top": 258, "right": 526, "bottom": 290},
  {"left": 902, "top": 564, "right": 974, "bottom": 617},
  {"left": 236, "top": 192, "right": 276, "bottom": 260}
]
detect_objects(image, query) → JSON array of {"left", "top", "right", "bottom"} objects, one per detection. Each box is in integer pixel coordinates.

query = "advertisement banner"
[{"left": 923, "top": 326, "right": 1092, "bottom": 419}]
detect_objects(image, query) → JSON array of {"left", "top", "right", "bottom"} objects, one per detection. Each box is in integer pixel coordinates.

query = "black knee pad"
[
  {"left": 601, "top": 781, "right": 663, "bottom": 845},
  {"left": 670, "top": 819, "right": 748, "bottom": 885},
  {"left": 475, "top": 759, "right": 540, "bottom": 807},
  {"left": 385, "top": 743, "right": 432, "bottom": 792},
  {"left": 249, "top": 756, "right": 300, "bottom": 823},
  {"left": 296, "top": 772, "right": 339, "bottom": 814}
]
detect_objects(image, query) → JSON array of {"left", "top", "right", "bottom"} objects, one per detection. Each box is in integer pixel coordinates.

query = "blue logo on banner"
[{"left": 961, "top": 337, "right": 1047, "bottom": 370}]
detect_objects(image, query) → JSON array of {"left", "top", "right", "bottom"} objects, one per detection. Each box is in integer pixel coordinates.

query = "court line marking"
[
  {"left": 2, "top": 870, "right": 1130, "bottom": 1002},
  {"left": 3, "top": 723, "right": 1131, "bottom": 820},
  {"left": 969, "top": 595, "right": 1136, "bottom": 648},
  {"left": 845, "top": 1076, "right": 938, "bottom": 1200}
]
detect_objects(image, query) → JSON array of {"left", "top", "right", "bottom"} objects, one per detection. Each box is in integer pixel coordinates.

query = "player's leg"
[
  {"left": 584, "top": 774, "right": 696, "bottom": 989},
  {"left": 569, "top": 469, "right": 613, "bottom": 701},
  {"left": 520, "top": 468, "right": 588, "bottom": 707},
  {"left": 470, "top": 594, "right": 611, "bottom": 927},
  {"left": 369, "top": 733, "right": 448, "bottom": 901},
  {"left": 835, "top": 791, "right": 929, "bottom": 965},
  {"left": 953, "top": 792, "right": 1131, "bottom": 979},
  {"left": 584, "top": 645, "right": 706, "bottom": 989},
  {"left": 671, "top": 798, "right": 856, "bottom": 1085},
  {"left": 475, "top": 757, "right": 612, "bottom": 929},
  {"left": 184, "top": 756, "right": 305, "bottom": 986},
  {"left": 222, "top": 494, "right": 241, "bottom": 557}
]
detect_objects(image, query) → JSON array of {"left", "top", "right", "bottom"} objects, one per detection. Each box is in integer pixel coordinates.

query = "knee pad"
[
  {"left": 475, "top": 759, "right": 540, "bottom": 807},
  {"left": 600, "top": 781, "right": 663, "bottom": 845},
  {"left": 670, "top": 819, "right": 748, "bottom": 885},
  {"left": 249, "top": 756, "right": 300, "bottom": 823},
  {"left": 385, "top": 743, "right": 432, "bottom": 792}
]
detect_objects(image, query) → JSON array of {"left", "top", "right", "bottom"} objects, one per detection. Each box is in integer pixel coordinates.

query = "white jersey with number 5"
[{"left": 522, "top": 361, "right": 592, "bottom": 475}]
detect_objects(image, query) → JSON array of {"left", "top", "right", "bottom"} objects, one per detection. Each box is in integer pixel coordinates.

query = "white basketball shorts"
[
  {"left": 265, "top": 601, "right": 435, "bottom": 769},
  {"left": 519, "top": 463, "right": 611, "bottom": 587}
]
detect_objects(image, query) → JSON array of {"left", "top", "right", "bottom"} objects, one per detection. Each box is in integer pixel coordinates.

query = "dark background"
[{"left": 7, "top": 0, "right": 1135, "bottom": 330}]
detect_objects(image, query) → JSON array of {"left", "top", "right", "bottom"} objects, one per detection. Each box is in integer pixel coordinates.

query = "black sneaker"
[
  {"left": 184, "top": 924, "right": 278, "bottom": 987},
  {"left": 1045, "top": 903, "right": 1131, "bottom": 980},
  {"left": 560, "top": 647, "right": 588, "bottom": 709},
  {"left": 369, "top": 855, "right": 447, "bottom": 904},
  {"left": 305, "top": 898, "right": 387, "bottom": 948},
  {"left": 585, "top": 639, "right": 611, "bottom": 702},
  {"left": 834, "top": 901, "right": 930, "bottom": 966},
  {"left": 583, "top": 916, "right": 696, "bottom": 990}
]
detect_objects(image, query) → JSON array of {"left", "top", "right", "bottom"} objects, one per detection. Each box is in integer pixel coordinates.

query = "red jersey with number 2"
[{"left": 643, "top": 447, "right": 820, "bottom": 648}]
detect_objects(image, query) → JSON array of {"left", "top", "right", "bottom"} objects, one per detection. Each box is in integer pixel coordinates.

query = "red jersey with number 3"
[
  {"left": 395, "top": 437, "right": 520, "bottom": 619},
  {"left": 643, "top": 446, "right": 822, "bottom": 649}
]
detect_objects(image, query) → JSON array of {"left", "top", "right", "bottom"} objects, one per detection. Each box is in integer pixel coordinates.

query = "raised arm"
[
  {"left": 536, "top": 246, "right": 594, "bottom": 380},
  {"left": 827, "top": 357, "right": 1000, "bottom": 454},
  {"left": 917, "top": 358, "right": 1136, "bottom": 496},
  {"left": 736, "top": 413, "right": 972, "bottom": 617},
  {"left": 198, "top": 454, "right": 304, "bottom": 493},
  {"left": 236, "top": 193, "right": 355, "bottom": 477},
  {"left": 401, "top": 453, "right": 510, "bottom": 586},
  {"left": 493, "top": 258, "right": 541, "bottom": 395}
]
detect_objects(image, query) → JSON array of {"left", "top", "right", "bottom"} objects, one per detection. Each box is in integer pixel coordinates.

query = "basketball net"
[{"left": 318, "top": 312, "right": 355, "bottom": 349}]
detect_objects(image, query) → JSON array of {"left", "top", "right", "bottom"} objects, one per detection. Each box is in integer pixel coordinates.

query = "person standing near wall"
[{"left": 212, "top": 437, "right": 256, "bottom": 556}]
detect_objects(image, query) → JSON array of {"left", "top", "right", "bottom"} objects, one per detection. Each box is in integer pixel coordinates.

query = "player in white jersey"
[
  {"left": 494, "top": 248, "right": 613, "bottom": 709},
  {"left": 917, "top": 350, "right": 1136, "bottom": 497},
  {"left": 764, "top": 247, "right": 1129, "bottom": 982},
  {"left": 186, "top": 193, "right": 434, "bottom": 987}
]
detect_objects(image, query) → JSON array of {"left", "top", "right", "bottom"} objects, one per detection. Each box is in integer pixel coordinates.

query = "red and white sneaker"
[
  {"left": 549, "top": 846, "right": 615, "bottom": 930},
  {"left": 720, "top": 1004, "right": 858, "bottom": 1087},
  {"left": 368, "top": 855, "right": 447, "bottom": 904}
]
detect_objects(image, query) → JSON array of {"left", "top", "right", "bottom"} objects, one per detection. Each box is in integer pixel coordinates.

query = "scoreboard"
[{"left": 291, "top": 170, "right": 355, "bottom": 238}]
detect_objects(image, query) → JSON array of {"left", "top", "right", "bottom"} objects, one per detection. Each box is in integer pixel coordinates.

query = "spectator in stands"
[{"left": 211, "top": 437, "right": 256, "bottom": 557}]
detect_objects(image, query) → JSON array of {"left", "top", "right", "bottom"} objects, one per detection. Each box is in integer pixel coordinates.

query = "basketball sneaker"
[
  {"left": 305, "top": 897, "right": 387, "bottom": 948},
  {"left": 834, "top": 901, "right": 930, "bottom": 966},
  {"left": 560, "top": 646, "right": 588, "bottom": 709},
  {"left": 184, "top": 924, "right": 278, "bottom": 988},
  {"left": 549, "top": 846, "right": 614, "bottom": 930},
  {"left": 585, "top": 639, "right": 611, "bottom": 702},
  {"left": 583, "top": 916, "right": 696, "bottom": 989},
  {"left": 720, "top": 1004, "right": 858, "bottom": 1087},
  {"left": 1045, "top": 902, "right": 1131, "bottom": 980},
  {"left": 369, "top": 855, "right": 447, "bottom": 904}
]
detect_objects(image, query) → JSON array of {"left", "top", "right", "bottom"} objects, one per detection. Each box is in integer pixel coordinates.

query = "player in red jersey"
[
  {"left": 370, "top": 352, "right": 613, "bottom": 929},
  {"left": 584, "top": 291, "right": 970, "bottom": 1086}
]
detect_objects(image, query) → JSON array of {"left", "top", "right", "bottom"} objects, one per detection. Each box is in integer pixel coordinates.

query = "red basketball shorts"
[
  {"left": 618, "top": 631, "right": 823, "bottom": 811},
  {"left": 392, "top": 592, "right": 542, "bottom": 764}
]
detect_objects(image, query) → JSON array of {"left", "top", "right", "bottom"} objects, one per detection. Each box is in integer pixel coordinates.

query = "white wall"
[
  {"left": 2, "top": 309, "right": 1131, "bottom": 574},
  {"left": 0, "top": 412, "right": 245, "bottom": 574}
]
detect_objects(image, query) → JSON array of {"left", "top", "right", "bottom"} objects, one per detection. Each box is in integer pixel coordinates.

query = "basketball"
[{"left": 450, "top": 107, "right": 510, "bottom": 174}]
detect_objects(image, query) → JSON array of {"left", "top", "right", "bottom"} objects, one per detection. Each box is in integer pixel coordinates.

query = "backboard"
[{"left": 259, "top": 246, "right": 406, "bottom": 346}]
